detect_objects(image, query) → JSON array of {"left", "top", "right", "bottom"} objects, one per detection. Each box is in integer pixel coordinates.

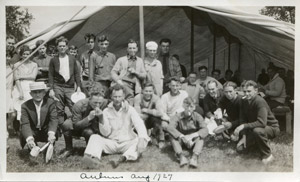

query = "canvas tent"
[{"left": 16, "top": 6, "right": 295, "bottom": 81}]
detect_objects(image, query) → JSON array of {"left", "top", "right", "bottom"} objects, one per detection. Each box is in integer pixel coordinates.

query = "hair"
[
  {"left": 35, "top": 40, "right": 46, "bottom": 48},
  {"left": 69, "top": 45, "right": 78, "bottom": 51},
  {"left": 212, "top": 69, "right": 221, "bottom": 75},
  {"left": 47, "top": 45, "right": 57, "bottom": 54},
  {"left": 183, "top": 97, "right": 196, "bottom": 106},
  {"left": 240, "top": 80, "right": 247, "bottom": 88},
  {"left": 188, "top": 71, "right": 197, "bottom": 76},
  {"left": 111, "top": 84, "right": 125, "bottom": 94},
  {"left": 143, "top": 82, "right": 155, "bottom": 90},
  {"left": 128, "top": 39, "right": 138, "bottom": 48},
  {"left": 159, "top": 38, "right": 172, "bottom": 45},
  {"left": 267, "top": 66, "right": 278, "bottom": 73},
  {"left": 6, "top": 35, "right": 16, "bottom": 41},
  {"left": 244, "top": 80, "right": 258, "bottom": 89},
  {"left": 98, "top": 35, "right": 109, "bottom": 42},
  {"left": 198, "top": 66, "right": 208, "bottom": 71},
  {"left": 225, "top": 69, "right": 233, "bottom": 75},
  {"left": 19, "top": 45, "right": 31, "bottom": 56},
  {"left": 84, "top": 33, "right": 96, "bottom": 42},
  {"left": 223, "top": 81, "right": 237, "bottom": 89},
  {"left": 169, "top": 76, "right": 180, "bottom": 83},
  {"left": 207, "top": 80, "right": 218, "bottom": 87},
  {"left": 55, "top": 36, "right": 68, "bottom": 46},
  {"left": 89, "top": 83, "right": 105, "bottom": 98},
  {"left": 171, "top": 54, "right": 179, "bottom": 60}
]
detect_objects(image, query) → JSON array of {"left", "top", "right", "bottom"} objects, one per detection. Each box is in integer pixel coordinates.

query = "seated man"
[
  {"left": 59, "top": 85, "right": 109, "bottom": 158},
  {"left": 203, "top": 80, "right": 223, "bottom": 120},
  {"left": 134, "top": 82, "right": 169, "bottom": 149},
  {"left": 181, "top": 71, "right": 205, "bottom": 116},
  {"left": 82, "top": 84, "right": 150, "bottom": 169},
  {"left": 166, "top": 97, "right": 208, "bottom": 168},
  {"left": 20, "top": 82, "right": 58, "bottom": 159},
  {"left": 234, "top": 80, "right": 280, "bottom": 164}
]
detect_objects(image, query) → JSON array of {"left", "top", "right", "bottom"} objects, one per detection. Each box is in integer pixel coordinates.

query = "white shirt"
[
  {"left": 33, "top": 100, "right": 43, "bottom": 130},
  {"left": 59, "top": 56, "right": 70, "bottom": 82},
  {"left": 161, "top": 90, "right": 188, "bottom": 117}
]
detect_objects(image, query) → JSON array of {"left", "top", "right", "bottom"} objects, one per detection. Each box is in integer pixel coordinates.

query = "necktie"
[{"left": 163, "top": 56, "right": 168, "bottom": 75}]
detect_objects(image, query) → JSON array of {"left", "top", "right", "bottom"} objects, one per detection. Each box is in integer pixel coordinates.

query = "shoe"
[
  {"left": 189, "top": 155, "right": 198, "bottom": 168},
  {"left": 111, "top": 156, "right": 126, "bottom": 168},
  {"left": 179, "top": 154, "right": 189, "bottom": 167},
  {"left": 82, "top": 154, "right": 100, "bottom": 169},
  {"left": 58, "top": 150, "right": 73, "bottom": 159},
  {"left": 158, "top": 141, "right": 165, "bottom": 149},
  {"left": 262, "top": 154, "right": 274, "bottom": 165}
]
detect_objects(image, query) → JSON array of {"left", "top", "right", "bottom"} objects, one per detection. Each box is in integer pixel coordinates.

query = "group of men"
[{"left": 7, "top": 33, "right": 284, "bottom": 169}]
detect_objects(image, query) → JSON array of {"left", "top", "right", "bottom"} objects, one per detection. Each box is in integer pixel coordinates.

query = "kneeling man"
[
  {"left": 82, "top": 84, "right": 150, "bottom": 168},
  {"left": 166, "top": 97, "right": 208, "bottom": 168},
  {"left": 20, "top": 82, "right": 58, "bottom": 157}
]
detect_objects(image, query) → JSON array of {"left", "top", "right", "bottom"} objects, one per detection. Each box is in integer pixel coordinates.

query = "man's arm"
[
  {"left": 48, "top": 58, "right": 55, "bottom": 89},
  {"left": 165, "top": 115, "right": 182, "bottom": 139},
  {"left": 265, "top": 80, "right": 285, "bottom": 97},
  {"left": 195, "top": 113, "right": 209, "bottom": 139},
  {"left": 47, "top": 100, "right": 58, "bottom": 133},
  {"left": 111, "top": 58, "right": 122, "bottom": 84},
  {"left": 73, "top": 57, "right": 81, "bottom": 90},
  {"left": 99, "top": 110, "right": 112, "bottom": 137},
  {"left": 244, "top": 105, "right": 268, "bottom": 129},
  {"left": 20, "top": 104, "right": 33, "bottom": 140},
  {"left": 130, "top": 107, "right": 150, "bottom": 141},
  {"left": 72, "top": 102, "right": 91, "bottom": 129},
  {"left": 88, "top": 53, "right": 97, "bottom": 82},
  {"left": 134, "top": 59, "right": 146, "bottom": 80},
  {"left": 203, "top": 95, "right": 214, "bottom": 118}
]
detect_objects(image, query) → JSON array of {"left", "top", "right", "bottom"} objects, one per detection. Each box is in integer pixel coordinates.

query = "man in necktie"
[
  {"left": 33, "top": 40, "right": 52, "bottom": 83},
  {"left": 19, "top": 82, "right": 58, "bottom": 159}
]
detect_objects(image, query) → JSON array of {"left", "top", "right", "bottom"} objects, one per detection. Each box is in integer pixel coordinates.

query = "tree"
[
  {"left": 259, "top": 7, "right": 295, "bottom": 24},
  {"left": 6, "top": 6, "right": 34, "bottom": 42}
]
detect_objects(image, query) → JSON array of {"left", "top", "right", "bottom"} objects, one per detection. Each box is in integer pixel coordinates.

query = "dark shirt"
[
  {"left": 240, "top": 95, "right": 279, "bottom": 129},
  {"left": 203, "top": 91, "right": 223, "bottom": 118},
  {"left": 219, "top": 95, "right": 243, "bottom": 128},
  {"left": 257, "top": 73, "right": 269, "bottom": 86}
]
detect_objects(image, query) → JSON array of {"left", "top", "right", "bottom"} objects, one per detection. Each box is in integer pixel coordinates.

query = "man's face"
[
  {"left": 98, "top": 40, "right": 109, "bottom": 53},
  {"left": 169, "top": 80, "right": 180, "bottom": 95},
  {"left": 57, "top": 41, "right": 68, "bottom": 54},
  {"left": 147, "top": 49, "right": 157, "bottom": 59},
  {"left": 87, "top": 39, "right": 95, "bottom": 50},
  {"left": 22, "top": 51, "right": 31, "bottom": 60},
  {"left": 225, "top": 72, "right": 233, "bottom": 80},
  {"left": 188, "top": 73, "right": 197, "bottom": 84},
  {"left": 69, "top": 49, "right": 78, "bottom": 57},
  {"left": 267, "top": 69, "right": 275, "bottom": 79},
  {"left": 127, "top": 43, "right": 138, "bottom": 57},
  {"left": 6, "top": 38, "right": 15, "bottom": 51},
  {"left": 244, "top": 86, "right": 257, "bottom": 100},
  {"left": 160, "top": 42, "right": 170, "bottom": 55},
  {"left": 30, "top": 90, "right": 46, "bottom": 102},
  {"left": 199, "top": 69, "right": 207, "bottom": 79},
  {"left": 112, "top": 89, "right": 125, "bottom": 107},
  {"left": 212, "top": 72, "right": 220, "bottom": 80},
  {"left": 183, "top": 102, "right": 196, "bottom": 117},
  {"left": 224, "top": 86, "right": 237, "bottom": 101},
  {"left": 89, "top": 95, "right": 104, "bottom": 109},
  {"left": 142, "top": 86, "right": 154, "bottom": 101},
  {"left": 207, "top": 82, "right": 218, "bottom": 98},
  {"left": 38, "top": 45, "right": 47, "bottom": 56}
]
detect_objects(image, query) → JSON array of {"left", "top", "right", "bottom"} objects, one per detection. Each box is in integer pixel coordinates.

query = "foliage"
[
  {"left": 6, "top": 6, "right": 34, "bottom": 42},
  {"left": 260, "top": 7, "right": 295, "bottom": 24}
]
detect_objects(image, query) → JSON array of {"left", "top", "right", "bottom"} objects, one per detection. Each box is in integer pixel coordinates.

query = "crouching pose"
[
  {"left": 82, "top": 84, "right": 150, "bottom": 169},
  {"left": 165, "top": 97, "right": 208, "bottom": 168}
]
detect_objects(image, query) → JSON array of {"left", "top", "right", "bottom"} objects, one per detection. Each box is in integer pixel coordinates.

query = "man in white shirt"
[
  {"left": 20, "top": 82, "right": 58, "bottom": 161},
  {"left": 82, "top": 84, "right": 149, "bottom": 169}
]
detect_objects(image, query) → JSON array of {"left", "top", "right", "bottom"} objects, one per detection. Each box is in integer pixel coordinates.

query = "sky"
[{"left": 23, "top": 6, "right": 264, "bottom": 36}]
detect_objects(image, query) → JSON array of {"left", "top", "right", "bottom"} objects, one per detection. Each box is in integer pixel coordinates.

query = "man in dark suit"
[
  {"left": 20, "top": 82, "right": 58, "bottom": 151},
  {"left": 48, "top": 36, "right": 81, "bottom": 158}
]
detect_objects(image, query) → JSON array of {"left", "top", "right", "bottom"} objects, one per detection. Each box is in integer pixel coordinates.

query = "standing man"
[
  {"left": 111, "top": 39, "right": 146, "bottom": 104},
  {"left": 144, "top": 41, "right": 164, "bottom": 96},
  {"left": 218, "top": 69, "right": 233, "bottom": 85},
  {"left": 196, "top": 66, "right": 223, "bottom": 90},
  {"left": 166, "top": 97, "right": 208, "bottom": 168},
  {"left": 158, "top": 38, "right": 182, "bottom": 93},
  {"left": 48, "top": 36, "right": 81, "bottom": 157},
  {"left": 234, "top": 80, "right": 280, "bottom": 164},
  {"left": 134, "top": 83, "right": 169, "bottom": 149},
  {"left": 82, "top": 84, "right": 149, "bottom": 169},
  {"left": 33, "top": 40, "right": 52, "bottom": 83},
  {"left": 89, "top": 35, "right": 116, "bottom": 91},
  {"left": 20, "top": 82, "right": 58, "bottom": 159},
  {"left": 6, "top": 35, "right": 20, "bottom": 65}
]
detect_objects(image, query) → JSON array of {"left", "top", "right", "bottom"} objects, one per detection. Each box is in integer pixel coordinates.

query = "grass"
[{"left": 6, "top": 131, "right": 293, "bottom": 172}]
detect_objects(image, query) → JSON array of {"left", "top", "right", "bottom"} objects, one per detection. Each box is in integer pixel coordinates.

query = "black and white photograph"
[{"left": 1, "top": 0, "right": 299, "bottom": 181}]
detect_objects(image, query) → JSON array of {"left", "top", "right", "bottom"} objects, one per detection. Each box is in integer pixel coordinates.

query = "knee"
[
  {"left": 61, "top": 119, "right": 73, "bottom": 131},
  {"left": 82, "top": 129, "right": 94, "bottom": 141},
  {"left": 252, "top": 128, "right": 265, "bottom": 136},
  {"left": 161, "top": 121, "right": 169, "bottom": 130}
]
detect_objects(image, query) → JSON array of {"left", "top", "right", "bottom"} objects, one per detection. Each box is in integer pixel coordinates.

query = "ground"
[{"left": 6, "top": 132, "right": 293, "bottom": 172}]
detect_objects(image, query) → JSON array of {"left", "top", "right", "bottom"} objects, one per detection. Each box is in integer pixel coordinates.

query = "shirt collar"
[
  {"left": 33, "top": 99, "right": 43, "bottom": 108},
  {"left": 127, "top": 54, "right": 137, "bottom": 61},
  {"left": 107, "top": 100, "right": 129, "bottom": 111},
  {"left": 145, "top": 59, "right": 158, "bottom": 66}
]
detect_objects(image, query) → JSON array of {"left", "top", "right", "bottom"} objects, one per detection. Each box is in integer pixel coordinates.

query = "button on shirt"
[{"left": 59, "top": 56, "right": 70, "bottom": 82}]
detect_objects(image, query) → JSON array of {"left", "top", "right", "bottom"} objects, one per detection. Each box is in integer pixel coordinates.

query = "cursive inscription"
[
  {"left": 131, "top": 173, "right": 150, "bottom": 182},
  {"left": 80, "top": 172, "right": 124, "bottom": 180}
]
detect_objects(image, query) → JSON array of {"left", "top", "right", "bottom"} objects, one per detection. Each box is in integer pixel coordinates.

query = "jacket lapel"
[
  {"left": 40, "top": 98, "right": 48, "bottom": 127},
  {"left": 69, "top": 55, "right": 73, "bottom": 77},
  {"left": 28, "top": 100, "right": 38, "bottom": 127},
  {"left": 55, "top": 57, "right": 60, "bottom": 73}
]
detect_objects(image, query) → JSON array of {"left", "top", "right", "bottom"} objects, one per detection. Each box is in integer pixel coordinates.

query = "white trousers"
[{"left": 84, "top": 134, "right": 139, "bottom": 161}]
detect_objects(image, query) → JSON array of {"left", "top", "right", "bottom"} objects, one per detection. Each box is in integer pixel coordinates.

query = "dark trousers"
[
  {"left": 145, "top": 116, "right": 165, "bottom": 141},
  {"left": 20, "top": 129, "right": 52, "bottom": 149},
  {"left": 243, "top": 126, "right": 280, "bottom": 158},
  {"left": 170, "top": 136, "right": 204, "bottom": 155},
  {"left": 265, "top": 98, "right": 284, "bottom": 109}
]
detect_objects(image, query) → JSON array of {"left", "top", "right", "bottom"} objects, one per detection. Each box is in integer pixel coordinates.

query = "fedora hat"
[{"left": 29, "top": 82, "right": 49, "bottom": 91}]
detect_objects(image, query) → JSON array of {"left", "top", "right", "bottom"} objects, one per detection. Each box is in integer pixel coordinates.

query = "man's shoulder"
[{"left": 179, "top": 90, "right": 188, "bottom": 97}]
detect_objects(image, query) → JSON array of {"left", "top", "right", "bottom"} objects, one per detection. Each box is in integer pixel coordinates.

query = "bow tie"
[{"left": 129, "top": 56, "right": 137, "bottom": 61}]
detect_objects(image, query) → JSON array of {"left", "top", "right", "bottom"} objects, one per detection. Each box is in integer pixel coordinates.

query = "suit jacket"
[
  {"left": 20, "top": 97, "right": 58, "bottom": 140},
  {"left": 48, "top": 55, "right": 81, "bottom": 89}
]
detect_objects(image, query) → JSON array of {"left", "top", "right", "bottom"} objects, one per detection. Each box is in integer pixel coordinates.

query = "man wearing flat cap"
[{"left": 19, "top": 82, "right": 58, "bottom": 152}]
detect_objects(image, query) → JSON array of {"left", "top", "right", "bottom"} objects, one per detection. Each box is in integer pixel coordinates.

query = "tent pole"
[
  {"left": 228, "top": 36, "right": 231, "bottom": 69},
  {"left": 213, "top": 24, "right": 216, "bottom": 70},
  {"left": 238, "top": 42, "right": 241, "bottom": 70},
  {"left": 139, "top": 6, "right": 145, "bottom": 59},
  {"left": 190, "top": 8, "right": 194, "bottom": 71}
]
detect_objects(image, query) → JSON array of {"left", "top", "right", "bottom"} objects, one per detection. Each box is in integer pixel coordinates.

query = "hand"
[
  {"left": 19, "top": 92, "right": 24, "bottom": 100},
  {"left": 141, "top": 108, "right": 148, "bottom": 114},
  {"left": 128, "top": 67, "right": 136, "bottom": 74},
  {"left": 179, "top": 77, "right": 185, "bottom": 83},
  {"left": 258, "top": 87, "right": 265, "bottom": 93},
  {"left": 48, "top": 133, "right": 56, "bottom": 144},
  {"left": 161, "top": 114, "right": 170, "bottom": 121},
  {"left": 27, "top": 138, "right": 36, "bottom": 149},
  {"left": 49, "top": 89, "right": 59, "bottom": 101},
  {"left": 137, "top": 138, "right": 147, "bottom": 155},
  {"left": 88, "top": 110, "right": 96, "bottom": 121},
  {"left": 117, "top": 80, "right": 124, "bottom": 86},
  {"left": 223, "top": 121, "right": 232, "bottom": 129},
  {"left": 185, "top": 133, "right": 198, "bottom": 141},
  {"left": 77, "top": 87, "right": 81, "bottom": 93},
  {"left": 95, "top": 107, "right": 103, "bottom": 116},
  {"left": 180, "top": 135, "right": 189, "bottom": 145},
  {"left": 234, "top": 124, "right": 245, "bottom": 136}
]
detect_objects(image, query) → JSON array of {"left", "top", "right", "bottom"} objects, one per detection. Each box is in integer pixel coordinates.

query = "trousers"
[{"left": 170, "top": 136, "right": 204, "bottom": 155}]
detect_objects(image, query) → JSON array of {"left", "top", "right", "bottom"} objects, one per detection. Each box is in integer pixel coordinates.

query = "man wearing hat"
[
  {"left": 144, "top": 41, "right": 164, "bottom": 96},
  {"left": 19, "top": 82, "right": 58, "bottom": 152}
]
